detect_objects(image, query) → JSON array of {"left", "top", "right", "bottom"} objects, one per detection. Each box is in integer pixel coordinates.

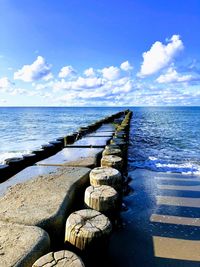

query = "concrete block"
[
  {"left": 0, "top": 221, "right": 50, "bottom": 267},
  {"left": 86, "top": 132, "right": 114, "bottom": 137},
  {"left": 37, "top": 147, "right": 103, "bottom": 168},
  {"left": 68, "top": 136, "right": 111, "bottom": 148},
  {"left": 95, "top": 124, "right": 115, "bottom": 132},
  {"left": 0, "top": 166, "right": 90, "bottom": 240}
]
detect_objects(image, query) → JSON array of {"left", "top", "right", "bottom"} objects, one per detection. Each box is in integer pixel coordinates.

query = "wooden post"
[
  {"left": 110, "top": 138, "right": 127, "bottom": 148},
  {"left": 101, "top": 155, "right": 123, "bottom": 171},
  {"left": 110, "top": 138, "right": 127, "bottom": 156},
  {"left": 65, "top": 209, "right": 112, "bottom": 251},
  {"left": 90, "top": 167, "right": 122, "bottom": 191},
  {"left": 33, "top": 250, "right": 85, "bottom": 267},
  {"left": 105, "top": 144, "right": 120, "bottom": 150},
  {"left": 102, "top": 147, "right": 122, "bottom": 157},
  {"left": 84, "top": 185, "right": 119, "bottom": 216}
]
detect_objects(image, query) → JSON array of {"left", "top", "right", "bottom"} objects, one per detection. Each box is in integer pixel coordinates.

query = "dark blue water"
[
  {"left": 0, "top": 107, "right": 200, "bottom": 174},
  {"left": 128, "top": 107, "right": 200, "bottom": 175}
]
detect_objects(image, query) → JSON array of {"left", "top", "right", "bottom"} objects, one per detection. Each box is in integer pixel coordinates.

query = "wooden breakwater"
[{"left": 0, "top": 109, "right": 132, "bottom": 267}]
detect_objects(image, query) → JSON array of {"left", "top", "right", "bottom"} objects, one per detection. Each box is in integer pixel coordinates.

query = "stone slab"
[
  {"left": 37, "top": 148, "right": 103, "bottom": 168},
  {"left": 0, "top": 166, "right": 58, "bottom": 198},
  {"left": 0, "top": 221, "right": 50, "bottom": 267},
  {"left": 68, "top": 136, "right": 111, "bottom": 147},
  {"left": 0, "top": 166, "right": 90, "bottom": 239},
  {"left": 96, "top": 124, "right": 115, "bottom": 132},
  {"left": 86, "top": 132, "right": 114, "bottom": 137}
]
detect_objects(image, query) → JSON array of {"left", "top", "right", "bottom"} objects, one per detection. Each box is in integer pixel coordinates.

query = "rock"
[
  {"left": 0, "top": 221, "right": 50, "bottom": 267},
  {"left": 32, "top": 250, "right": 85, "bottom": 267}
]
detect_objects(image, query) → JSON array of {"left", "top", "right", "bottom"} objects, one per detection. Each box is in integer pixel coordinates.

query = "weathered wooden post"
[
  {"left": 90, "top": 167, "right": 123, "bottom": 191},
  {"left": 41, "top": 144, "right": 57, "bottom": 156},
  {"left": 65, "top": 209, "right": 112, "bottom": 252},
  {"left": 102, "top": 147, "right": 122, "bottom": 157},
  {"left": 84, "top": 185, "right": 119, "bottom": 217},
  {"left": 64, "top": 134, "right": 76, "bottom": 146},
  {"left": 0, "top": 164, "right": 11, "bottom": 182},
  {"left": 32, "top": 250, "right": 85, "bottom": 267},
  {"left": 23, "top": 153, "right": 38, "bottom": 166},
  {"left": 4, "top": 157, "right": 26, "bottom": 175},
  {"left": 110, "top": 137, "right": 127, "bottom": 149},
  {"left": 101, "top": 155, "right": 123, "bottom": 171},
  {"left": 105, "top": 144, "right": 121, "bottom": 150},
  {"left": 110, "top": 138, "right": 128, "bottom": 159},
  {"left": 49, "top": 140, "right": 63, "bottom": 151}
]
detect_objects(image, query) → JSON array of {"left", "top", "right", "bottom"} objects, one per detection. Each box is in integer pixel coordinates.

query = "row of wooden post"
[{"left": 32, "top": 110, "right": 132, "bottom": 267}]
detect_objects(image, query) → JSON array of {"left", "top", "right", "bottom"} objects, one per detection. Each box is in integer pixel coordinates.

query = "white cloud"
[
  {"left": 0, "top": 77, "right": 13, "bottom": 90},
  {"left": 156, "top": 67, "right": 193, "bottom": 83},
  {"left": 10, "top": 88, "right": 27, "bottom": 95},
  {"left": 0, "top": 98, "right": 7, "bottom": 104},
  {"left": 75, "top": 77, "right": 104, "bottom": 89},
  {"left": 43, "top": 73, "right": 53, "bottom": 81},
  {"left": 33, "top": 81, "right": 54, "bottom": 90},
  {"left": 14, "top": 56, "right": 52, "bottom": 82},
  {"left": 0, "top": 76, "right": 30, "bottom": 97},
  {"left": 51, "top": 73, "right": 134, "bottom": 105},
  {"left": 53, "top": 76, "right": 104, "bottom": 91},
  {"left": 84, "top": 67, "right": 95, "bottom": 77},
  {"left": 120, "top": 61, "right": 133, "bottom": 71},
  {"left": 101, "top": 66, "right": 121, "bottom": 80},
  {"left": 58, "top": 66, "right": 76, "bottom": 78},
  {"left": 138, "top": 35, "right": 184, "bottom": 77}
]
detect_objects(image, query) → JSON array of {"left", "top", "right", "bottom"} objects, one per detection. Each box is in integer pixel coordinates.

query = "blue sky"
[{"left": 0, "top": 0, "right": 200, "bottom": 106}]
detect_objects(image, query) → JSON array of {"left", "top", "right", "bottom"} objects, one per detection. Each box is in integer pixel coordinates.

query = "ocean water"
[
  {"left": 128, "top": 107, "right": 200, "bottom": 175},
  {"left": 0, "top": 106, "right": 200, "bottom": 175},
  {"left": 0, "top": 107, "right": 124, "bottom": 164}
]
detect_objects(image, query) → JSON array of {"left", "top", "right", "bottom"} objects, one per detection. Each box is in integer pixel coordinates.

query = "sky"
[{"left": 0, "top": 0, "right": 200, "bottom": 106}]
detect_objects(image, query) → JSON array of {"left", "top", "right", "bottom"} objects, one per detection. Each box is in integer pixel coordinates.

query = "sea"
[{"left": 0, "top": 106, "right": 200, "bottom": 175}]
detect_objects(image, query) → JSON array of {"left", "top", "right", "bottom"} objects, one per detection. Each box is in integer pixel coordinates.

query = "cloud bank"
[{"left": 1, "top": 34, "right": 200, "bottom": 106}]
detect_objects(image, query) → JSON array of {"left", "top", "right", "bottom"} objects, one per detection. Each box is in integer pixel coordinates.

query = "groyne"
[{"left": 0, "top": 109, "right": 132, "bottom": 267}]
